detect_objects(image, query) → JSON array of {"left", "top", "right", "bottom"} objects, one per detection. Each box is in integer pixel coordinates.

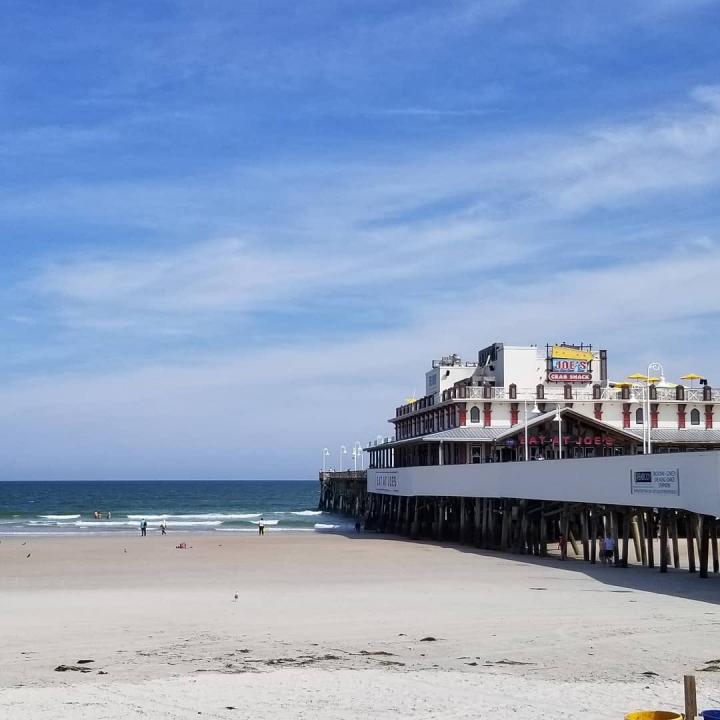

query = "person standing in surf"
[
  {"left": 140, "top": 519, "right": 147, "bottom": 537},
  {"left": 160, "top": 519, "right": 167, "bottom": 535},
  {"left": 258, "top": 517, "right": 265, "bottom": 536}
]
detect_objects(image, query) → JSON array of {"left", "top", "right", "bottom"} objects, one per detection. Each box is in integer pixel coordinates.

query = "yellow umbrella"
[
  {"left": 628, "top": 373, "right": 649, "bottom": 381},
  {"left": 610, "top": 381, "right": 632, "bottom": 387},
  {"left": 647, "top": 376, "right": 661, "bottom": 384},
  {"left": 680, "top": 373, "right": 703, "bottom": 388}
]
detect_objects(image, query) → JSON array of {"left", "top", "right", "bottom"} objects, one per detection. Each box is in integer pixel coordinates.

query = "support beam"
[
  {"left": 700, "top": 516, "right": 710, "bottom": 579},
  {"left": 621, "top": 510, "right": 630, "bottom": 568},
  {"left": 671, "top": 513, "right": 681, "bottom": 569},
  {"left": 687, "top": 513, "right": 697, "bottom": 573},
  {"left": 659, "top": 510, "right": 668, "bottom": 574}
]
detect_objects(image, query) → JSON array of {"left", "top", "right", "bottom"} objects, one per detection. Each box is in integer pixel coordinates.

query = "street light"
[
  {"left": 647, "top": 362, "right": 663, "bottom": 455},
  {"left": 354, "top": 441, "right": 364, "bottom": 470},
  {"left": 322, "top": 448, "right": 330, "bottom": 471},
  {"left": 340, "top": 445, "right": 347, "bottom": 471},
  {"left": 523, "top": 399, "right": 540, "bottom": 461},
  {"left": 555, "top": 405, "right": 563, "bottom": 459}
]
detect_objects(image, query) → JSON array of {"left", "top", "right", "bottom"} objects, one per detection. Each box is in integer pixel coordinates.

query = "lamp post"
[
  {"left": 555, "top": 405, "right": 562, "bottom": 459},
  {"left": 322, "top": 448, "right": 330, "bottom": 471},
  {"left": 340, "top": 445, "right": 347, "bottom": 471},
  {"left": 646, "top": 362, "right": 663, "bottom": 455},
  {"left": 354, "top": 441, "right": 364, "bottom": 470},
  {"left": 523, "top": 399, "right": 540, "bottom": 461},
  {"left": 629, "top": 387, "right": 644, "bottom": 453}
]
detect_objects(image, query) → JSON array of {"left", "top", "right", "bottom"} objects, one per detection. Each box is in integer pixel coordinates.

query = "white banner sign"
[{"left": 630, "top": 468, "right": 680, "bottom": 497}]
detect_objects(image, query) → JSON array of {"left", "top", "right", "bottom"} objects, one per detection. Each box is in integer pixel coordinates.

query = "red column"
[
  {"left": 459, "top": 404, "right": 467, "bottom": 426},
  {"left": 651, "top": 404, "right": 659, "bottom": 429},
  {"left": 594, "top": 402, "right": 603, "bottom": 420},
  {"left": 622, "top": 403, "right": 631, "bottom": 429},
  {"left": 678, "top": 404, "right": 686, "bottom": 429},
  {"left": 510, "top": 403, "right": 519, "bottom": 425},
  {"left": 706, "top": 406, "right": 714, "bottom": 429},
  {"left": 483, "top": 402, "right": 492, "bottom": 427}
]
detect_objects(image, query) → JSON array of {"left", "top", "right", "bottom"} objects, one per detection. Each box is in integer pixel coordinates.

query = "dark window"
[
  {"left": 635, "top": 408, "right": 643, "bottom": 425},
  {"left": 690, "top": 408, "right": 700, "bottom": 425},
  {"left": 470, "top": 406, "right": 480, "bottom": 423}
]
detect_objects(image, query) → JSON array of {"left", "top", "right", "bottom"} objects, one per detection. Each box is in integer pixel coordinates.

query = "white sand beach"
[{"left": 1, "top": 532, "right": 719, "bottom": 719}]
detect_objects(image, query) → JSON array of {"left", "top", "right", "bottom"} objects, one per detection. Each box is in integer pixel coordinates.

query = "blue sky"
[{"left": 1, "top": 1, "right": 720, "bottom": 480}]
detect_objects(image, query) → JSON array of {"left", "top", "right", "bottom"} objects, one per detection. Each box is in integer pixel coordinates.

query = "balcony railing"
[{"left": 395, "top": 385, "right": 720, "bottom": 413}]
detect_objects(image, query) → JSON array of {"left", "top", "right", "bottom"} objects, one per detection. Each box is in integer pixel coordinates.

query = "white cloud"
[
  {"left": 3, "top": 86, "right": 720, "bottom": 478},
  {"left": 3, "top": 241, "right": 719, "bottom": 480}
]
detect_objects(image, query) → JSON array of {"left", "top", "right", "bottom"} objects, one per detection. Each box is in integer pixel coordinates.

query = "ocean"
[{"left": 0, "top": 480, "right": 350, "bottom": 535}]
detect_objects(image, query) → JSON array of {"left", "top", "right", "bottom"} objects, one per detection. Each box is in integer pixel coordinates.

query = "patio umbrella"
[{"left": 680, "top": 373, "right": 703, "bottom": 388}]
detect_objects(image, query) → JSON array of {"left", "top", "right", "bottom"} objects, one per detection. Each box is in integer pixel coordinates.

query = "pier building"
[
  {"left": 325, "top": 342, "right": 720, "bottom": 578},
  {"left": 369, "top": 343, "right": 720, "bottom": 470}
]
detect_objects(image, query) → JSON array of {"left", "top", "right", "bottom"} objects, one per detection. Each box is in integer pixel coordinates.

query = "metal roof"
[
  {"left": 626, "top": 428, "right": 720, "bottom": 444},
  {"left": 418, "top": 427, "right": 506, "bottom": 442},
  {"left": 366, "top": 427, "right": 505, "bottom": 449}
]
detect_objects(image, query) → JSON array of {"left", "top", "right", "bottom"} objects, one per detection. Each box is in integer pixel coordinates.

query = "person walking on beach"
[
  {"left": 140, "top": 519, "right": 147, "bottom": 537},
  {"left": 160, "top": 519, "right": 167, "bottom": 535},
  {"left": 601, "top": 533, "right": 615, "bottom": 565},
  {"left": 558, "top": 533, "right": 568, "bottom": 560},
  {"left": 258, "top": 517, "right": 265, "bottom": 536}
]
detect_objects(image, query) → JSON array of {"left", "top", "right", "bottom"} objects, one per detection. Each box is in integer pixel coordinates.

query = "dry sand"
[{"left": 1, "top": 531, "right": 719, "bottom": 718}]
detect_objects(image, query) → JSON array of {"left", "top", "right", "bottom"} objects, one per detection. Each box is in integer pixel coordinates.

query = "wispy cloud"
[
  {"left": 2, "top": 2, "right": 720, "bottom": 479},
  {"left": 13, "top": 85, "right": 719, "bottom": 343}
]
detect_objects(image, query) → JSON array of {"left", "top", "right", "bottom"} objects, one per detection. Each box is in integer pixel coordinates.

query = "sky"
[{"left": 1, "top": 0, "right": 720, "bottom": 480}]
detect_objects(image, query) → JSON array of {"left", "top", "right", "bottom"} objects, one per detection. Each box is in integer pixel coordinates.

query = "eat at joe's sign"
[{"left": 519, "top": 434, "right": 615, "bottom": 447}]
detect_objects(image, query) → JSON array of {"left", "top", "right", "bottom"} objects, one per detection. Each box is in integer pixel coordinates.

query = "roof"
[
  {"left": 364, "top": 426, "right": 504, "bottom": 449},
  {"left": 418, "top": 427, "right": 505, "bottom": 442},
  {"left": 626, "top": 428, "right": 720, "bottom": 444}
]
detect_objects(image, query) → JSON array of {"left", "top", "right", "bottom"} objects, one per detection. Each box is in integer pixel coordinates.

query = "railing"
[
  {"left": 395, "top": 385, "right": 720, "bottom": 415},
  {"left": 367, "top": 437, "right": 394, "bottom": 448},
  {"left": 395, "top": 393, "right": 437, "bottom": 417}
]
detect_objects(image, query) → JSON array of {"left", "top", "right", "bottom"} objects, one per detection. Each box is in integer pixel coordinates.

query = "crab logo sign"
[{"left": 548, "top": 345, "right": 593, "bottom": 382}]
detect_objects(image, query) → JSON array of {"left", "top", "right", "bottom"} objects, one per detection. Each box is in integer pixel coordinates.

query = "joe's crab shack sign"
[{"left": 547, "top": 344, "right": 593, "bottom": 383}]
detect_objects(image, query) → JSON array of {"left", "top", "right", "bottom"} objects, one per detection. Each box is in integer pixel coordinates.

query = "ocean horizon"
[{"left": 0, "top": 480, "right": 349, "bottom": 536}]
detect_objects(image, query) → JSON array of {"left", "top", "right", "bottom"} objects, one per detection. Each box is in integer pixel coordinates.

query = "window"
[
  {"left": 690, "top": 408, "right": 700, "bottom": 425},
  {"left": 471, "top": 446, "right": 483, "bottom": 464},
  {"left": 635, "top": 408, "right": 644, "bottom": 425},
  {"left": 470, "top": 406, "right": 480, "bottom": 423}
]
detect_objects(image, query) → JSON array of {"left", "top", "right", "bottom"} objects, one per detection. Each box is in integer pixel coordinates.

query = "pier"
[
  {"left": 318, "top": 470, "right": 368, "bottom": 518},
  {"left": 319, "top": 456, "right": 720, "bottom": 578}
]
